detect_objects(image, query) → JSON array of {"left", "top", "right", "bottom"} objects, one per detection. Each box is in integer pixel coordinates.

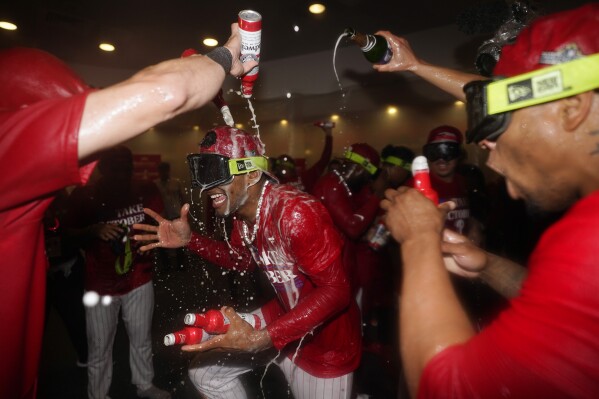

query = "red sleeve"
[
  {"left": 314, "top": 174, "right": 380, "bottom": 239},
  {"left": 0, "top": 93, "right": 96, "bottom": 212},
  {"left": 187, "top": 226, "right": 254, "bottom": 271},
  {"left": 419, "top": 198, "right": 599, "bottom": 399},
  {"left": 301, "top": 134, "right": 332, "bottom": 193},
  {"left": 266, "top": 198, "right": 351, "bottom": 349}
]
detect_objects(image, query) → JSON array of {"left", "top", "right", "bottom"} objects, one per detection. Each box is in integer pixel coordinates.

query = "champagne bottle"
[
  {"left": 184, "top": 309, "right": 262, "bottom": 334},
  {"left": 411, "top": 156, "right": 439, "bottom": 204},
  {"left": 345, "top": 27, "right": 392, "bottom": 64}
]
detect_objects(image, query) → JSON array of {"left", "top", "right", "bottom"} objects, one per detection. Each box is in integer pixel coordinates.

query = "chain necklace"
[
  {"left": 332, "top": 170, "right": 352, "bottom": 197},
  {"left": 242, "top": 181, "right": 269, "bottom": 245}
]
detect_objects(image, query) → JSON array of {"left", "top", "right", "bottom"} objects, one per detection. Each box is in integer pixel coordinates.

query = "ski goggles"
[
  {"left": 344, "top": 150, "right": 378, "bottom": 175},
  {"left": 464, "top": 53, "right": 599, "bottom": 144},
  {"left": 187, "top": 153, "right": 269, "bottom": 189},
  {"left": 423, "top": 142, "right": 461, "bottom": 162},
  {"left": 382, "top": 156, "right": 411, "bottom": 171}
]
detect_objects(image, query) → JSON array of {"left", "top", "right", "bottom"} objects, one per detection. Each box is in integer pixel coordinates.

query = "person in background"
[
  {"left": 0, "top": 22, "right": 256, "bottom": 399},
  {"left": 382, "top": 4, "right": 599, "bottom": 397},
  {"left": 154, "top": 162, "right": 188, "bottom": 271},
  {"left": 311, "top": 143, "right": 383, "bottom": 312},
  {"left": 272, "top": 120, "right": 334, "bottom": 193},
  {"left": 65, "top": 146, "right": 168, "bottom": 399},
  {"left": 134, "top": 126, "right": 361, "bottom": 399}
]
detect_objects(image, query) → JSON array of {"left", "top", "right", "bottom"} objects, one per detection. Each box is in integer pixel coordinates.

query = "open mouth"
[{"left": 209, "top": 193, "right": 227, "bottom": 208}]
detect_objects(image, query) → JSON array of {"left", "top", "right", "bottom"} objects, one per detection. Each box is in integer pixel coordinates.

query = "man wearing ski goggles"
[
  {"left": 465, "top": 53, "right": 599, "bottom": 144},
  {"left": 187, "top": 152, "right": 269, "bottom": 190}
]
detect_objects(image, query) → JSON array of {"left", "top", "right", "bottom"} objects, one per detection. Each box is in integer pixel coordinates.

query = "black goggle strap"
[
  {"left": 486, "top": 53, "right": 599, "bottom": 115},
  {"left": 228, "top": 156, "right": 269, "bottom": 175},
  {"left": 344, "top": 150, "right": 378, "bottom": 175},
  {"left": 383, "top": 156, "right": 411, "bottom": 171}
]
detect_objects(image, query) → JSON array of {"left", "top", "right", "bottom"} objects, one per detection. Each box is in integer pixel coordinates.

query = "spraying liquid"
[{"left": 333, "top": 32, "right": 350, "bottom": 95}]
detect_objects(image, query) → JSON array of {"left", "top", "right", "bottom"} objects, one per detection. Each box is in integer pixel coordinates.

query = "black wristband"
[{"left": 205, "top": 47, "right": 233, "bottom": 74}]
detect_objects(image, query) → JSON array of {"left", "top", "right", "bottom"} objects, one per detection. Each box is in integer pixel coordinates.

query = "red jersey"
[
  {"left": 65, "top": 178, "right": 164, "bottom": 295},
  {"left": 189, "top": 183, "right": 361, "bottom": 377},
  {"left": 419, "top": 190, "right": 599, "bottom": 398},
  {"left": 0, "top": 94, "right": 95, "bottom": 398}
]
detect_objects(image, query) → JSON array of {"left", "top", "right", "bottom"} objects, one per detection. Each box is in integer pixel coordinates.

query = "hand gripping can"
[{"left": 238, "top": 10, "right": 262, "bottom": 98}]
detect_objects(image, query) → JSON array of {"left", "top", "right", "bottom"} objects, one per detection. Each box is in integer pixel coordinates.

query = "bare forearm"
[
  {"left": 412, "top": 62, "right": 482, "bottom": 102},
  {"left": 400, "top": 234, "right": 475, "bottom": 397},
  {"left": 78, "top": 55, "right": 225, "bottom": 159},
  {"left": 480, "top": 253, "right": 527, "bottom": 299}
]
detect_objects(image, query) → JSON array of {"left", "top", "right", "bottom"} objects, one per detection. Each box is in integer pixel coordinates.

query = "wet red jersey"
[
  {"left": 419, "top": 190, "right": 599, "bottom": 398},
  {"left": 189, "top": 183, "right": 361, "bottom": 377},
  {"left": 0, "top": 93, "right": 95, "bottom": 398}
]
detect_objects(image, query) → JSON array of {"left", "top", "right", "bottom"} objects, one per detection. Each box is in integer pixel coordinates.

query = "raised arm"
[
  {"left": 373, "top": 31, "right": 483, "bottom": 102},
  {"left": 78, "top": 23, "right": 257, "bottom": 159}
]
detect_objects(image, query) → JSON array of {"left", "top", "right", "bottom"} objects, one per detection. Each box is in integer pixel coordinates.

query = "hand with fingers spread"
[
  {"left": 441, "top": 228, "right": 488, "bottom": 279},
  {"left": 181, "top": 307, "right": 272, "bottom": 353},
  {"left": 133, "top": 204, "right": 192, "bottom": 251},
  {"left": 380, "top": 186, "right": 454, "bottom": 244}
]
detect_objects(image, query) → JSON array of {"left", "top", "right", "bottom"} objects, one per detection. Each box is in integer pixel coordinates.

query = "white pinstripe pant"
[
  {"left": 86, "top": 281, "right": 155, "bottom": 399},
  {"left": 188, "top": 351, "right": 353, "bottom": 399}
]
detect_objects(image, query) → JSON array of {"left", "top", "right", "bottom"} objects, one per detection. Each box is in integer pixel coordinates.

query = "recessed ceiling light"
[
  {"left": 331, "top": 114, "right": 339, "bottom": 121},
  {"left": 386, "top": 106, "right": 398, "bottom": 115},
  {"left": 293, "top": 25, "right": 300, "bottom": 32},
  {"left": 286, "top": 92, "right": 292, "bottom": 98},
  {"left": 99, "top": 43, "right": 115, "bottom": 52},
  {"left": 235, "top": 123, "right": 244, "bottom": 129},
  {"left": 203, "top": 38, "right": 218, "bottom": 47},
  {"left": 280, "top": 119, "right": 288, "bottom": 125},
  {"left": 454, "top": 100, "right": 464, "bottom": 106},
  {"left": 0, "top": 21, "right": 17, "bottom": 31},
  {"left": 309, "top": 4, "right": 326, "bottom": 14}
]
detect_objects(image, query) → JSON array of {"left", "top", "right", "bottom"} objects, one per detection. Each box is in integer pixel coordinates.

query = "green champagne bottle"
[{"left": 345, "top": 27, "right": 392, "bottom": 64}]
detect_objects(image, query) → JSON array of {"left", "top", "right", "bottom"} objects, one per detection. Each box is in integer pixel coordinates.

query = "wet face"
[
  {"left": 482, "top": 101, "right": 577, "bottom": 214},
  {"left": 206, "top": 174, "right": 250, "bottom": 217}
]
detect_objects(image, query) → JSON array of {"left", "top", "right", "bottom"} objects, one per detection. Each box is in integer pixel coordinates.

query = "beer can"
[{"left": 238, "top": 10, "right": 262, "bottom": 98}]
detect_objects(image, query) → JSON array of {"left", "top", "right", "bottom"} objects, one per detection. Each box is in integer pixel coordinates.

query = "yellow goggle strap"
[
  {"left": 344, "top": 151, "right": 378, "bottom": 175},
  {"left": 384, "top": 156, "right": 412, "bottom": 171},
  {"left": 487, "top": 53, "right": 599, "bottom": 115},
  {"left": 228, "top": 156, "right": 269, "bottom": 175}
]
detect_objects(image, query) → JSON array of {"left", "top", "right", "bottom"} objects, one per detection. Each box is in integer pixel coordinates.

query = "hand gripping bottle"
[
  {"left": 366, "top": 216, "right": 390, "bottom": 251},
  {"left": 344, "top": 27, "right": 393, "bottom": 65},
  {"left": 411, "top": 156, "right": 439, "bottom": 204},
  {"left": 212, "top": 89, "right": 235, "bottom": 127},
  {"left": 184, "top": 309, "right": 262, "bottom": 334},
  {"left": 238, "top": 10, "right": 262, "bottom": 98},
  {"left": 164, "top": 326, "right": 211, "bottom": 346}
]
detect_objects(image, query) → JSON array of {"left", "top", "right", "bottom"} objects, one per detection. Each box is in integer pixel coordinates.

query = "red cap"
[
  {"left": 494, "top": 4, "right": 599, "bottom": 77},
  {"left": 347, "top": 143, "right": 380, "bottom": 168},
  {"left": 426, "top": 125, "right": 463, "bottom": 144},
  {"left": 0, "top": 47, "right": 89, "bottom": 110}
]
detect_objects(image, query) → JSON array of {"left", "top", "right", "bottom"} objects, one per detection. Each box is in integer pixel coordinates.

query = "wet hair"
[{"left": 381, "top": 145, "right": 415, "bottom": 163}]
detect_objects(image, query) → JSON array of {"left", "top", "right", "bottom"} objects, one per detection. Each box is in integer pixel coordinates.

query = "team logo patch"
[
  {"left": 539, "top": 44, "right": 583, "bottom": 65},
  {"left": 507, "top": 70, "right": 564, "bottom": 105}
]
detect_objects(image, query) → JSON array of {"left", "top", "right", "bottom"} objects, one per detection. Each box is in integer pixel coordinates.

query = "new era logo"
[{"left": 507, "top": 70, "right": 564, "bottom": 105}]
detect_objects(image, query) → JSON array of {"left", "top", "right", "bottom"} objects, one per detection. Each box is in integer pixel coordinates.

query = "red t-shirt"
[
  {"left": 65, "top": 178, "right": 164, "bottom": 295},
  {"left": 189, "top": 183, "right": 361, "bottom": 377},
  {"left": 419, "top": 190, "right": 599, "bottom": 398},
  {"left": 0, "top": 94, "right": 95, "bottom": 399}
]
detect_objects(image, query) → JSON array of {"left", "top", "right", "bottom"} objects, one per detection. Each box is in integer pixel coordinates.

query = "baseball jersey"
[
  {"left": 430, "top": 173, "right": 471, "bottom": 235},
  {"left": 0, "top": 93, "right": 94, "bottom": 399},
  {"left": 65, "top": 178, "right": 164, "bottom": 295},
  {"left": 188, "top": 183, "right": 362, "bottom": 378},
  {"left": 419, "top": 189, "right": 599, "bottom": 398}
]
